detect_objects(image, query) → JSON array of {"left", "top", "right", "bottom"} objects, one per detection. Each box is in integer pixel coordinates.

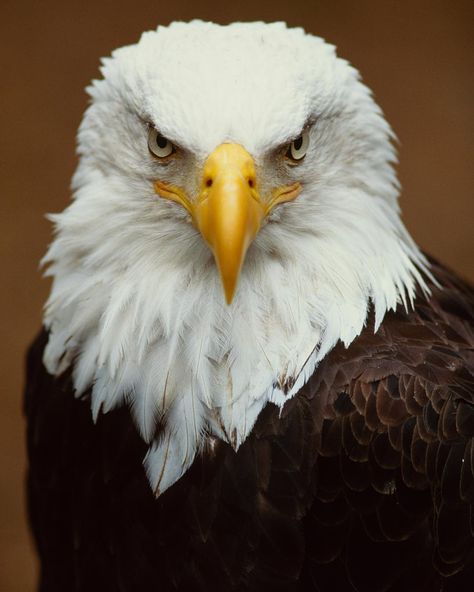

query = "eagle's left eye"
[
  {"left": 286, "top": 131, "right": 309, "bottom": 161},
  {"left": 148, "top": 128, "right": 175, "bottom": 158}
]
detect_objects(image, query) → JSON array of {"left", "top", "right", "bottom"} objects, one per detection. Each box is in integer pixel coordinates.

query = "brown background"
[{"left": 1, "top": 1, "right": 472, "bottom": 589}]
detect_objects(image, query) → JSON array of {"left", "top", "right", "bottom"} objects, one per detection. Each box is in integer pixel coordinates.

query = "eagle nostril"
[
  {"left": 205, "top": 178, "right": 213, "bottom": 188},
  {"left": 248, "top": 178, "right": 255, "bottom": 188}
]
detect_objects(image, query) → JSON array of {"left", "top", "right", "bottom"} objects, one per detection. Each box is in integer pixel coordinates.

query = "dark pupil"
[
  {"left": 293, "top": 136, "right": 303, "bottom": 151},
  {"left": 156, "top": 135, "right": 168, "bottom": 149}
]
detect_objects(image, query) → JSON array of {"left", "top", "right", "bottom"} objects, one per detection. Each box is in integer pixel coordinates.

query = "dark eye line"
[
  {"left": 292, "top": 136, "right": 303, "bottom": 151},
  {"left": 284, "top": 135, "right": 307, "bottom": 163},
  {"left": 155, "top": 134, "right": 169, "bottom": 149},
  {"left": 281, "top": 118, "right": 314, "bottom": 162},
  {"left": 146, "top": 125, "right": 180, "bottom": 161},
  {"left": 146, "top": 123, "right": 186, "bottom": 157}
]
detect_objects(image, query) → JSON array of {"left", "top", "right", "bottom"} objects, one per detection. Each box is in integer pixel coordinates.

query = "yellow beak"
[
  {"left": 154, "top": 143, "right": 301, "bottom": 304},
  {"left": 193, "top": 144, "right": 263, "bottom": 304}
]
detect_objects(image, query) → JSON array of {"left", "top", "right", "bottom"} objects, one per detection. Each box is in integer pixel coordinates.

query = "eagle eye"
[
  {"left": 286, "top": 131, "right": 309, "bottom": 162},
  {"left": 148, "top": 128, "right": 175, "bottom": 158}
]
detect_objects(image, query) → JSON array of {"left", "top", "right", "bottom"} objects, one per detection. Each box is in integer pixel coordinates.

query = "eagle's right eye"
[{"left": 148, "top": 128, "right": 175, "bottom": 158}]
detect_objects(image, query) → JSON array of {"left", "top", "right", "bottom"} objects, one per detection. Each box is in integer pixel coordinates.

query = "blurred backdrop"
[{"left": 1, "top": 1, "right": 472, "bottom": 589}]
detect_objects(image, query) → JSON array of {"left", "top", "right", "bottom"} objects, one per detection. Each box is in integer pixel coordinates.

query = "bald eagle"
[{"left": 25, "top": 21, "right": 474, "bottom": 592}]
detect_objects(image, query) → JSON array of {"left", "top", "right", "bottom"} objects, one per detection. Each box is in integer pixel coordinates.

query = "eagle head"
[{"left": 43, "top": 21, "right": 428, "bottom": 494}]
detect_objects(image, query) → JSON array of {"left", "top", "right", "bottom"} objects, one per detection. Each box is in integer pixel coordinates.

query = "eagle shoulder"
[
  {"left": 24, "top": 258, "right": 474, "bottom": 591},
  {"left": 287, "top": 257, "right": 474, "bottom": 587}
]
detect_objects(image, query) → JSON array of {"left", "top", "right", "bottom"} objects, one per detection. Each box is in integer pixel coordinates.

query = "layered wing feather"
[{"left": 25, "top": 259, "right": 474, "bottom": 591}]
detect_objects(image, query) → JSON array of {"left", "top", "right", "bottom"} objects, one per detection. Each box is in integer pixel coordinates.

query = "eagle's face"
[
  {"left": 44, "top": 21, "right": 427, "bottom": 494},
  {"left": 74, "top": 21, "right": 403, "bottom": 305}
]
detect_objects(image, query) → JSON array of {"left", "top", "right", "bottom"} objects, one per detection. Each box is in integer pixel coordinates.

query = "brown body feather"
[{"left": 25, "top": 259, "right": 474, "bottom": 591}]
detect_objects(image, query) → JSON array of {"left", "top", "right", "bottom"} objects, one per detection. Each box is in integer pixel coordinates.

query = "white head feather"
[{"left": 42, "top": 21, "right": 429, "bottom": 494}]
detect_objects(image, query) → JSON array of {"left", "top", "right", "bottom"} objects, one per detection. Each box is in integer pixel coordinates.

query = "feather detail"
[{"left": 144, "top": 389, "right": 205, "bottom": 495}]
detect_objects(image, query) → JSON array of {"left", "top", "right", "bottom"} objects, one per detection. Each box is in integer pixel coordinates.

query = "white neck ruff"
[{"left": 43, "top": 171, "right": 428, "bottom": 494}]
